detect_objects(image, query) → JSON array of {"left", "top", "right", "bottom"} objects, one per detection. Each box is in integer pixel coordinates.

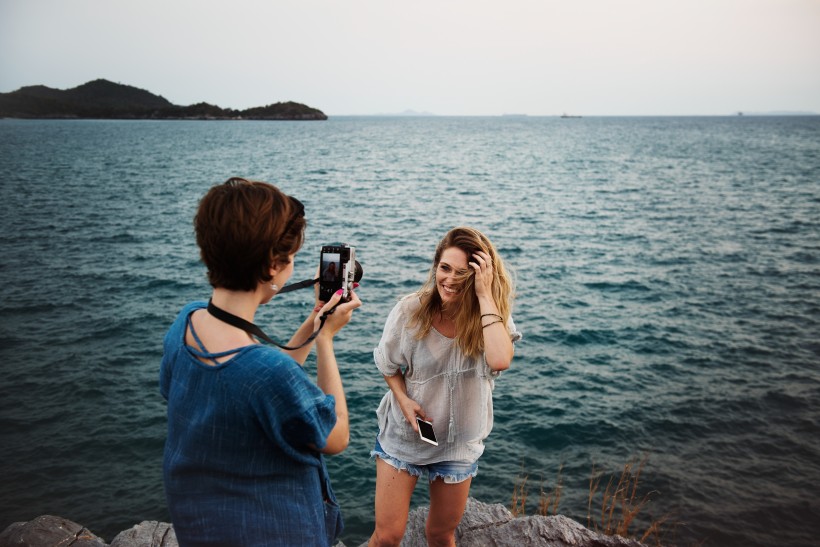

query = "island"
[{"left": 0, "top": 79, "right": 327, "bottom": 120}]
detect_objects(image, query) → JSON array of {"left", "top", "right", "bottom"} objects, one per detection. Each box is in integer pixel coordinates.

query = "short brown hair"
[{"left": 195, "top": 177, "right": 306, "bottom": 291}]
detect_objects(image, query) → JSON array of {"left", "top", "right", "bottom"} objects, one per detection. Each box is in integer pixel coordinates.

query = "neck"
[
  {"left": 439, "top": 305, "right": 458, "bottom": 322},
  {"left": 210, "top": 288, "right": 262, "bottom": 323}
]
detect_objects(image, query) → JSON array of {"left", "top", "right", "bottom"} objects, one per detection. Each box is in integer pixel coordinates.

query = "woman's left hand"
[{"left": 470, "top": 250, "right": 493, "bottom": 298}]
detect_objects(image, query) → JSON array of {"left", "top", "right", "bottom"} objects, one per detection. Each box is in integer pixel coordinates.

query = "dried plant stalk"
[
  {"left": 510, "top": 473, "right": 528, "bottom": 517},
  {"left": 538, "top": 463, "right": 564, "bottom": 516}
]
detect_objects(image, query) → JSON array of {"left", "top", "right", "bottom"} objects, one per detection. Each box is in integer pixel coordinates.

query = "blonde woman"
[{"left": 369, "top": 227, "right": 522, "bottom": 547}]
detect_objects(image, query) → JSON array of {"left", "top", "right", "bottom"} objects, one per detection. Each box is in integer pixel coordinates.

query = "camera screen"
[{"left": 321, "top": 253, "right": 341, "bottom": 283}]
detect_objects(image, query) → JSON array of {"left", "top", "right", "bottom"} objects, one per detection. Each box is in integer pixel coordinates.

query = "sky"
[{"left": 1, "top": 0, "right": 819, "bottom": 116}]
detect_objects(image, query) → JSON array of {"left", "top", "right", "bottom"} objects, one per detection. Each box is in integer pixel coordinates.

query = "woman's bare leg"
[
  {"left": 369, "top": 458, "right": 419, "bottom": 547},
  {"left": 424, "top": 477, "right": 472, "bottom": 547}
]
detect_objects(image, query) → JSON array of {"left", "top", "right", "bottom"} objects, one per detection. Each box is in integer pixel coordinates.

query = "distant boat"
[{"left": 560, "top": 113, "right": 582, "bottom": 118}]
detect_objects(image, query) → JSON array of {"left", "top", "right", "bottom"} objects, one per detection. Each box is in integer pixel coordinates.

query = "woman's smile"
[
  {"left": 440, "top": 283, "right": 458, "bottom": 295},
  {"left": 436, "top": 247, "right": 469, "bottom": 304}
]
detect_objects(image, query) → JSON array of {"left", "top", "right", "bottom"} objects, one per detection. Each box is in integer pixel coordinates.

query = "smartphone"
[{"left": 416, "top": 417, "right": 438, "bottom": 446}]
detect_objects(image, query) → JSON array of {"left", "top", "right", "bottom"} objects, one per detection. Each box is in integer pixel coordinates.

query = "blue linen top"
[{"left": 160, "top": 302, "right": 339, "bottom": 546}]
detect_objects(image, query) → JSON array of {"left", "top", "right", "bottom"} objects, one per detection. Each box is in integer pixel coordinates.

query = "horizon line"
[{"left": 325, "top": 112, "right": 820, "bottom": 118}]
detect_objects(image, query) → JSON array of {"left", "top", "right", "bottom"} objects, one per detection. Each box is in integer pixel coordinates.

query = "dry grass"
[
  {"left": 511, "top": 463, "right": 564, "bottom": 518},
  {"left": 587, "top": 454, "right": 667, "bottom": 545},
  {"left": 538, "top": 463, "right": 564, "bottom": 516},
  {"left": 512, "top": 454, "right": 671, "bottom": 546},
  {"left": 510, "top": 473, "right": 528, "bottom": 517}
]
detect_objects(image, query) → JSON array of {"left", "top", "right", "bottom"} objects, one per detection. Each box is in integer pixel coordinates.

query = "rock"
[
  {"left": 371, "top": 497, "right": 646, "bottom": 547},
  {"left": 2, "top": 499, "right": 646, "bottom": 547},
  {"left": 109, "top": 521, "right": 177, "bottom": 547},
  {"left": 0, "top": 515, "right": 106, "bottom": 547},
  {"left": 458, "top": 513, "right": 647, "bottom": 547}
]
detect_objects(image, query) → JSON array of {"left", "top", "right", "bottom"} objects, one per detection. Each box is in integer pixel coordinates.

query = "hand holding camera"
[
  {"left": 314, "top": 287, "right": 361, "bottom": 341},
  {"left": 319, "top": 243, "right": 363, "bottom": 302},
  {"left": 313, "top": 243, "right": 363, "bottom": 339}
]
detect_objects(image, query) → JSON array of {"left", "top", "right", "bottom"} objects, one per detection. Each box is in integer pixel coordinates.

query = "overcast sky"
[{"left": 2, "top": 0, "right": 819, "bottom": 116}]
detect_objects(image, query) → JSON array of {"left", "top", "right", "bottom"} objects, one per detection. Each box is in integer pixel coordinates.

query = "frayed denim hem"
[
  {"left": 371, "top": 441, "right": 478, "bottom": 484},
  {"left": 370, "top": 448, "right": 424, "bottom": 478},
  {"left": 428, "top": 468, "right": 478, "bottom": 484}
]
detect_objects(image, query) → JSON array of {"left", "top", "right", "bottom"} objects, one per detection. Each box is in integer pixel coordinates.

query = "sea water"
[{"left": 0, "top": 116, "right": 818, "bottom": 546}]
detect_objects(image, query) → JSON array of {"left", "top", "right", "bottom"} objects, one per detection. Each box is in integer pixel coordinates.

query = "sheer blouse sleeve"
[
  {"left": 508, "top": 316, "right": 523, "bottom": 344},
  {"left": 374, "top": 299, "right": 409, "bottom": 377}
]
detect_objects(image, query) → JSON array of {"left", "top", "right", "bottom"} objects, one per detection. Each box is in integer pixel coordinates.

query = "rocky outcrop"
[
  {"left": 0, "top": 515, "right": 108, "bottom": 547},
  {"left": 0, "top": 499, "right": 645, "bottom": 547},
  {"left": 109, "top": 522, "right": 176, "bottom": 547},
  {"left": 0, "top": 517, "right": 176, "bottom": 547},
  {"left": 384, "top": 497, "right": 646, "bottom": 547}
]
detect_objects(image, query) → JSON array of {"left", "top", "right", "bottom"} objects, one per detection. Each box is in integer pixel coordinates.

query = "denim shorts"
[{"left": 370, "top": 438, "right": 478, "bottom": 484}]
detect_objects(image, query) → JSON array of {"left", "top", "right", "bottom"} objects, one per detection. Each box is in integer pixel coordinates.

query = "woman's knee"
[
  {"left": 424, "top": 524, "right": 457, "bottom": 547},
  {"left": 369, "top": 526, "right": 406, "bottom": 547}
]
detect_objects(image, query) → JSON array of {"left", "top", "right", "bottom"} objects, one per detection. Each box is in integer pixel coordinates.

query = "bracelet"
[
  {"left": 480, "top": 313, "right": 503, "bottom": 320},
  {"left": 482, "top": 319, "right": 503, "bottom": 328}
]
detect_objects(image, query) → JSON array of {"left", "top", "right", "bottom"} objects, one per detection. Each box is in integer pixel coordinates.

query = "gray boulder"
[
  {"left": 109, "top": 521, "right": 177, "bottom": 547},
  {"left": 377, "top": 497, "right": 646, "bottom": 547},
  {"left": 0, "top": 515, "right": 106, "bottom": 547}
]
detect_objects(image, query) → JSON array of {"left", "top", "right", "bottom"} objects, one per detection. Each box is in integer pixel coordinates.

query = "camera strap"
[
  {"left": 207, "top": 297, "right": 331, "bottom": 351},
  {"left": 277, "top": 277, "right": 320, "bottom": 294}
]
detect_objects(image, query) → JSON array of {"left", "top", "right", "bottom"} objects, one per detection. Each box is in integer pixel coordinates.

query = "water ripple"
[{"left": 1, "top": 117, "right": 819, "bottom": 547}]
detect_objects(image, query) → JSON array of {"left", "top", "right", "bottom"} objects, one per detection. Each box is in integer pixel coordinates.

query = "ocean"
[{"left": 0, "top": 116, "right": 818, "bottom": 546}]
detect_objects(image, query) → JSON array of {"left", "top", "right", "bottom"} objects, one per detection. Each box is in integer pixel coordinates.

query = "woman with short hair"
[{"left": 161, "top": 177, "right": 360, "bottom": 546}]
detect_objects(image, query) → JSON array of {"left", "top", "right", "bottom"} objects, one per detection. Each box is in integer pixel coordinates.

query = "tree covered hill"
[{"left": 0, "top": 79, "right": 327, "bottom": 120}]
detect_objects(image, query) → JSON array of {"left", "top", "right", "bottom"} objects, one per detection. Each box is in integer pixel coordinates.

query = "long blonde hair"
[{"left": 409, "top": 227, "right": 514, "bottom": 357}]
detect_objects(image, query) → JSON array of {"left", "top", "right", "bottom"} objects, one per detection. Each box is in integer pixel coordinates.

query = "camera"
[{"left": 319, "top": 243, "right": 361, "bottom": 302}]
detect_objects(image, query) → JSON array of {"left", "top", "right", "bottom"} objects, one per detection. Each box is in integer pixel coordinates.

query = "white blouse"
[{"left": 374, "top": 295, "right": 522, "bottom": 465}]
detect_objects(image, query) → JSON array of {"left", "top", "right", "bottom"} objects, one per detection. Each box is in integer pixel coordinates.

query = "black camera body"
[{"left": 319, "top": 243, "right": 358, "bottom": 302}]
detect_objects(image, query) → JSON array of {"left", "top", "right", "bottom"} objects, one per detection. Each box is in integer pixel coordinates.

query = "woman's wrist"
[
  {"left": 481, "top": 312, "right": 504, "bottom": 328},
  {"left": 391, "top": 384, "right": 412, "bottom": 404},
  {"left": 315, "top": 332, "right": 335, "bottom": 349}
]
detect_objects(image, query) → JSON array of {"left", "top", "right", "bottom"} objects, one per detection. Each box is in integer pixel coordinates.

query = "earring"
[{"left": 271, "top": 284, "right": 279, "bottom": 292}]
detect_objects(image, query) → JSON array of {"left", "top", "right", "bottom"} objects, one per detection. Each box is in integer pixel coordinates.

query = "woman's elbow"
[
  {"left": 487, "top": 356, "right": 512, "bottom": 372},
  {"left": 322, "top": 434, "right": 349, "bottom": 455},
  {"left": 322, "top": 412, "right": 350, "bottom": 454}
]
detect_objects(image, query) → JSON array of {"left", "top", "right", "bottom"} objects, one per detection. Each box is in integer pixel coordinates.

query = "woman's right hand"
[
  {"left": 397, "top": 395, "right": 429, "bottom": 432},
  {"left": 383, "top": 372, "right": 428, "bottom": 432},
  {"left": 313, "top": 289, "right": 360, "bottom": 455}
]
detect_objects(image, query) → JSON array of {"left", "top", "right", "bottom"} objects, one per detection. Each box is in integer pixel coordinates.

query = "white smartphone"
[{"left": 416, "top": 417, "right": 438, "bottom": 446}]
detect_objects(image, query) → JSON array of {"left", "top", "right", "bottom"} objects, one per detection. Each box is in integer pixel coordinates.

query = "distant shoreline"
[
  {"left": 0, "top": 79, "right": 328, "bottom": 121},
  {"left": 0, "top": 115, "right": 328, "bottom": 121},
  {"left": 3, "top": 114, "right": 819, "bottom": 122}
]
